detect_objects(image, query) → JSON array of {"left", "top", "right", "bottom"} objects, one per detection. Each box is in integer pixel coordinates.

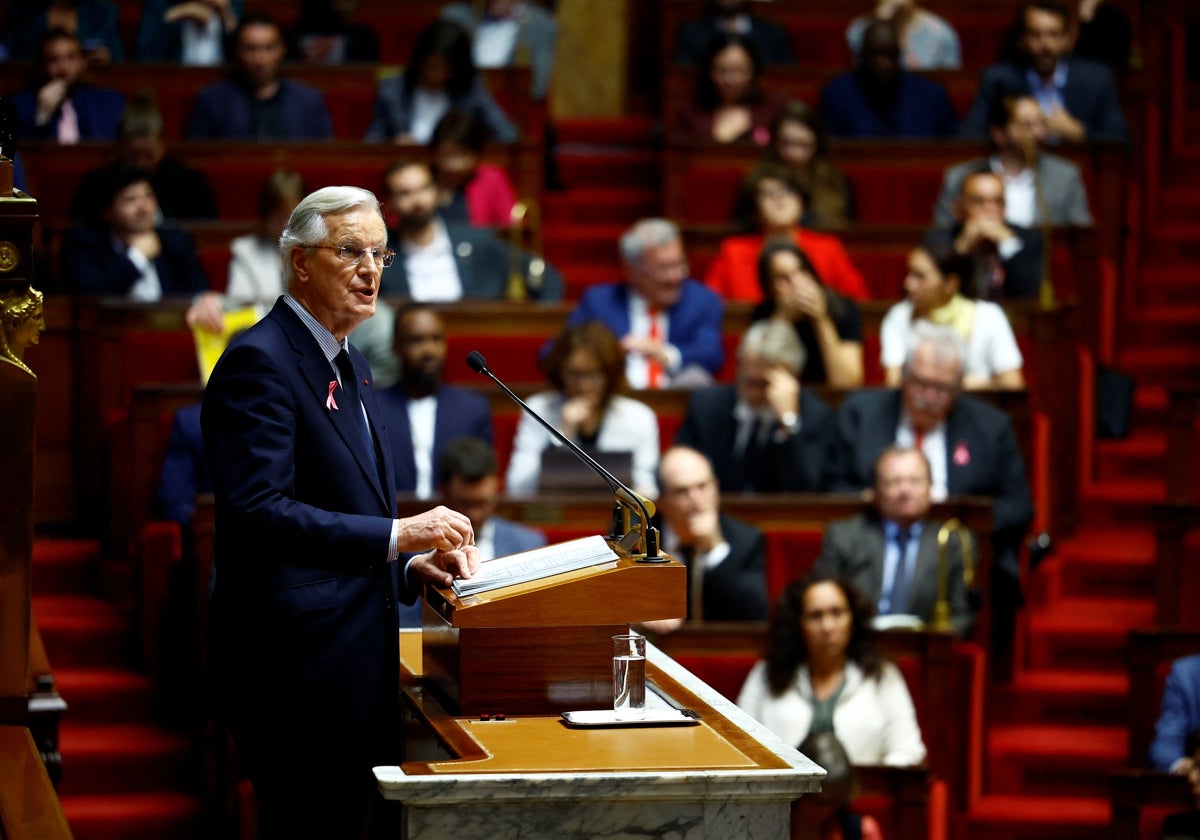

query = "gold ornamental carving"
[
  {"left": 0, "top": 285, "right": 44, "bottom": 377},
  {"left": 0, "top": 241, "right": 18, "bottom": 274}
]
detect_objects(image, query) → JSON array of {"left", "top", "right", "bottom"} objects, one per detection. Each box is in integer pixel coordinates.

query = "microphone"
[{"left": 466, "top": 350, "right": 665, "bottom": 563}]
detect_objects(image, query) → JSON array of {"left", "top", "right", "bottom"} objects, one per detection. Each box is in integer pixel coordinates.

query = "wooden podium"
[{"left": 421, "top": 541, "right": 686, "bottom": 716}]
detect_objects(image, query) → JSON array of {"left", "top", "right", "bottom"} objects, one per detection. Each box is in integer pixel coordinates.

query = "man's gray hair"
[
  {"left": 738, "top": 319, "right": 806, "bottom": 375},
  {"left": 618, "top": 218, "right": 680, "bottom": 265},
  {"left": 902, "top": 322, "right": 966, "bottom": 378},
  {"left": 279, "top": 186, "right": 384, "bottom": 287}
]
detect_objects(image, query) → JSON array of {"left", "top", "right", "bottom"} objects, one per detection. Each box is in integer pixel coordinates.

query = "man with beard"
[
  {"left": 187, "top": 13, "right": 334, "bottom": 140},
  {"left": 818, "top": 18, "right": 958, "bottom": 138},
  {"left": 381, "top": 159, "right": 563, "bottom": 301},
  {"left": 960, "top": 1, "right": 1128, "bottom": 143},
  {"left": 12, "top": 27, "right": 124, "bottom": 142},
  {"left": 376, "top": 306, "right": 493, "bottom": 498}
]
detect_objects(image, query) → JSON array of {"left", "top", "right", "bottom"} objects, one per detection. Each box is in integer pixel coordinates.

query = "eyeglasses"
[{"left": 311, "top": 243, "right": 395, "bottom": 268}]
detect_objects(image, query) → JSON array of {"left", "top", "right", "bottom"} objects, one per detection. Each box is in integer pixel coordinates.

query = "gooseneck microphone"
[{"left": 466, "top": 350, "right": 664, "bottom": 563}]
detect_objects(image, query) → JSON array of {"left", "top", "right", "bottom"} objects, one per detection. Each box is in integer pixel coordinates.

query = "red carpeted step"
[
  {"left": 57, "top": 724, "right": 197, "bottom": 797},
  {"left": 541, "top": 186, "right": 661, "bottom": 226},
  {"left": 53, "top": 668, "right": 158, "bottom": 726},
  {"left": 1094, "top": 431, "right": 1168, "bottom": 483},
  {"left": 32, "top": 537, "right": 102, "bottom": 596},
  {"left": 542, "top": 223, "right": 628, "bottom": 270},
  {"left": 61, "top": 792, "right": 206, "bottom": 840},
  {"left": 1123, "top": 305, "right": 1200, "bottom": 346},
  {"left": 555, "top": 150, "right": 661, "bottom": 190},
  {"left": 1024, "top": 598, "right": 1155, "bottom": 672},
  {"left": 991, "top": 669, "right": 1129, "bottom": 727},
  {"left": 556, "top": 117, "right": 656, "bottom": 147},
  {"left": 987, "top": 724, "right": 1127, "bottom": 798},
  {"left": 1074, "top": 482, "right": 1166, "bottom": 528},
  {"left": 967, "top": 794, "right": 1110, "bottom": 840},
  {"left": 1116, "top": 345, "right": 1200, "bottom": 388},
  {"left": 33, "top": 595, "right": 134, "bottom": 669},
  {"left": 1029, "top": 528, "right": 1156, "bottom": 604}
]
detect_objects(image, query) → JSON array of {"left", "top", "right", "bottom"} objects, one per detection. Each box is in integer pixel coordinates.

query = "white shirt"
[
  {"left": 402, "top": 221, "right": 463, "bottom": 302},
  {"left": 180, "top": 12, "right": 224, "bottom": 66},
  {"left": 624, "top": 291, "right": 681, "bottom": 388},
  {"left": 406, "top": 395, "right": 437, "bottom": 499},
  {"left": 409, "top": 87, "right": 451, "bottom": 143},
  {"left": 117, "top": 234, "right": 163, "bottom": 302},
  {"left": 897, "top": 416, "right": 948, "bottom": 501},
  {"left": 879, "top": 300, "right": 1024, "bottom": 384},
  {"left": 473, "top": 17, "right": 519, "bottom": 68},
  {"left": 225, "top": 233, "right": 284, "bottom": 305},
  {"left": 991, "top": 156, "right": 1038, "bottom": 228}
]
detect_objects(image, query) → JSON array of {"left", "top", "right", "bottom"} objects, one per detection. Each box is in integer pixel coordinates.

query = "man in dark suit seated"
[
  {"left": 640, "top": 445, "right": 768, "bottom": 636},
  {"left": 376, "top": 306, "right": 493, "bottom": 498},
  {"left": 12, "top": 27, "right": 124, "bottom": 142},
  {"left": 960, "top": 0, "right": 1129, "bottom": 144},
  {"left": 676, "top": 319, "right": 841, "bottom": 493},
  {"left": 927, "top": 170, "right": 1044, "bottom": 300},
  {"left": 187, "top": 13, "right": 334, "bottom": 141},
  {"left": 673, "top": 0, "right": 795, "bottom": 66},
  {"left": 815, "top": 446, "right": 977, "bottom": 638},
  {"left": 60, "top": 167, "right": 210, "bottom": 299},
  {"left": 818, "top": 18, "right": 958, "bottom": 139},
  {"left": 382, "top": 159, "right": 563, "bottom": 301}
]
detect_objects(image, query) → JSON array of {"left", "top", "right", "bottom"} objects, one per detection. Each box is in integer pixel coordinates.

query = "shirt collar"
[
  {"left": 283, "top": 292, "right": 346, "bottom": 364},
  {"left": 1025, "top": 60, "right": 1068, "bottom": 92}
]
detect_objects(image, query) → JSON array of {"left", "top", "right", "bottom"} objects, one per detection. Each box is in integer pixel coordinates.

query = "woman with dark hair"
[
  {"left": 505, "top": 321, "right": 659, "bottom": 498},
  {"left": 754, "top": 238, "right": 864, "bottom": 388},
  {"left": 880, "top": 240, "right": 1025, "bottom": 390},
  {"left": 364, "top": 19, "right": 517, "bottom": 144},
  {"left": 429, "top": 109, "right": 517, "bottom": 227},
  {"left": 737, "top": 571, "right": 925, "bottom": 765},
  {"left": 672, "top": 32, "right": 787, "bottom": 145}
]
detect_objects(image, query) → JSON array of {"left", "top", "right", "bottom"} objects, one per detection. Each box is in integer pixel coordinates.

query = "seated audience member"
[
  {"left": 156, "top": 402, "right": 210, "bottom": 543},
  {"left": 382, "top": 159, "right": 562, "bottom": 301},
  {"left": 640, "top": 445, "right": 769, "bottom": 636},
  {"left": 671, "top": 33, "right": 788, "bottom": 146},
  {"left": 928, "top": 170, "right": 1044, "bottom": 301},
  {"left": 960, "top": 1, "right": 1129, "bottom": 144},
  {"left": 135, "top": 0, "right": 241, "bottom": 64},
  {"left": 881, "top": 241, "right": 1025, "bottom": 390},
  {"left": 440, "top": 0, "right": 559, "bottom": 101},
  {"left": 187, "top": 14, "right": 334, "bottom": 140},
  {"left": 676, "top": 319, "right": 841, "bottom": 493},
  {"left": 12, "top": 27, "right": 124, "bottom": 142},
  {"left": 1160, "top": 740, "right": 1200, "bottom": 840},
  {"left": 440, "top": 437, "right": 546, "bottom": 560},
  {"left": 429, "top": 109, "right": 518, "bottom": 228},
  {"left": 4, "top": 0, "right": 124, "bottom": 64},
  {"left": 288, "top": 0, "right": 379, "bottom": 64},
  {"left": 934, "top": 94, "right": 1092, "bottom": 228},
  {"left": 566, "top": 218, "right": 724, "bottom": 389},
  {"left": 223, "top": 169, "right": 307, "bottom": 307},
  {"left": 1151, "top": 654, "right": 1200, "bottom": 773},
  {"left": 846, "top": 0, "right": 961, "bottom": 70},
  {"left": 707, "top": 164, "right": 868, "bottom": 303},
  {"left": 1073, "top": 0, "right": 1133, "bottom": 76},
  {"left": 365, "top": 20, "right": 517, "bottom": 145},
  {"left": 673, "top": 0, "right": 795, "bottom": 66},
  {"left": 377, "top": 307, "right": 493, "bottom": 499},
  {"left": 748, "top": 100, "right": 855, "bottom": 231},
  {"left": 754, "top": 238, "right": 864, "bottom": 388},
  {"left": 815, "top": 446, "right": 977, "bottom": 637},
  {"left": 70, "top": 93, "right": 218, "bottom": 229},
  {"left": 819, "top": 18, "right": 958, "bottom": 139},
  {"left": 505, "top": 321, "right": 659, "bottom": 498},
  {"left": 61, "top": 167, "right": 209, "bottom": 299},
  {"left": 737, "top": 572, "right": 927, "bottom": 762}
]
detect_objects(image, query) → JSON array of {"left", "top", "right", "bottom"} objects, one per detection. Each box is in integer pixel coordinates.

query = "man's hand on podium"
[{"left": 411, "top": 544, "right": 481, "bottom": 588}]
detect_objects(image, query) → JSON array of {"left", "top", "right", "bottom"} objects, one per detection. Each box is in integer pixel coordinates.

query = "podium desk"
[{"left": 377, "top": 630, "right": 822, "bottom": 839}]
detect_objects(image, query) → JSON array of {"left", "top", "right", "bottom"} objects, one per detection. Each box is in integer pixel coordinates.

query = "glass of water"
[{"left": 612, "top": 632, "right": 646, "bottom": 720}]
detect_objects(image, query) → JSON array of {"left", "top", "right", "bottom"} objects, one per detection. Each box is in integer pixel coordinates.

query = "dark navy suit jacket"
[
  {"left": 13, "top": 83, "right": 124, "bottom": 141},
  {"left": 61, "top": 225, "right": 209, "bottom": 297},
  {"left": 187, "top": 77, "right": 333, "bottom": 140},
  {"left": 819, "top": 71, "right": 959, "bottom": 138},
  {"left": 375, "top": 383, "right": 493, "bottom": 493},
  {"left": 699, "top": 513, "right": 769, "bottom": 621},
  {"left": 1149, "top": 654, "right": 1200, "bottom": 771}
]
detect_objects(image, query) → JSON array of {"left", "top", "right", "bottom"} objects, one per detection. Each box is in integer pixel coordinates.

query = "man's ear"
[{"left": 290, "top": 247, "right": 310, "bottom": 284}]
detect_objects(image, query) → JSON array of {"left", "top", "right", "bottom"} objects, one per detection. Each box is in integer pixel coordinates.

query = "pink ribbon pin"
[
  {"left": 953, "top": 441, "right": 970, "bottom": 466},
  {"left": 326, "top": 380, "right": 339, "bottom": 411}
]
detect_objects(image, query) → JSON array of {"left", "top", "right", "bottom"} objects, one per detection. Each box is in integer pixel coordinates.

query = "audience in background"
[
  {"left": 382, "top": 159, "right": 562, "bottom": 301},
  {"left": 565, "top": 218, "right": 724, "bottom": 389},
  {"left": 61, "top": 167, "right": 209, "bottom": 299},
  {"left": 881, "top": 241, "right": 1025, "bottom": 391},
  {"left": 70, "top": 92, "right": 218, "bottom": 230},
  {"left": 187, "top": 14, "right": 333, "bottom": 140},
  {"left": 1150, "top": 654, "right": 1200, "bottom": 774},
  {"left": 846, "top": 0, "right": 961, "bottom": 70},
  {"left": 961, "top": 0, "right": 1129, "bottom": 144},
  {"left": 506, "top": 321, "right": 659, "bottom": 498},
  {"left": 4, "top": 0, "right": 124, "bottom": 64},
  {"left": 753, "top": 238, "right": 864, "bottom": 388},
  {"left": 429, "top": 109, "right": 518, "bottom": 228},
  {"left": 673, "top": 0, "right": 795, "bottom": 66},
  {"left": 816, "top": 446, "right": 978, "bottom": 637},
  {"left": 136, "top": 0, "right": 241, "bottom": 64},
  {"left": 820, "top": 18, "right": 959, "bottom": 139},
  {"left": 365, "top": 20, "right": 517, "bottom": 145},
  {"left": 440, "top": 0, "right": 559, "bottom": 101},
  {"left": 707, "top": 164, "right": 868, "bottom": 304},
  {"left": 672, "top": 33, "right": 787, "bottom": 146},
  {"left": 640, "top": 445, "right": 769, "bottom": 636},
  {"left": 377, "top": 307, "right": 493, "bottom": 499},
  {"left": 12, "top": 27, "right": 124, "bottom": 142},
  {"left": 928, "top": 170, "right": 1045, "bottom": 301},
  {"left": 288, "top": 0, "right": 379, "bottom": 64},
  {"left": 440, "top": 436, "right": 545, "bottom": 560},
  {"left": 934, "top": 94, "right": 1092, "bottom": 228},
  {"left": 676, "top": 320, "right": 841, "bottom": 494}
]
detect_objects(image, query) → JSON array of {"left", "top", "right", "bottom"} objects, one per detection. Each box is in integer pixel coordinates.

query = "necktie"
[
  {"left": 890, "top": 528, "right": 912, "bottom": 615},
  {"left": 730, "top": 417, "right": 761, "bottom": 492},
  {"left": 646, "top": 307, "right": 664, "bottom": 388},
  {"left": 334, "top": 349, "right": 377, "bottom": 471},
  {"left": 57, "top": 99, "right": 80, "bottom": 144}
]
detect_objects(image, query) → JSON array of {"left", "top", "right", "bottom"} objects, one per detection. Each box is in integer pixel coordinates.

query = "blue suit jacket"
[
  {"left": 187, "top": 77, "right": 333, "bottom": 140},
  {"left": 492, "top": 515, "right": 547, "bottom": 558},
  {"left": 819, "top": 71, "right": 959, "bottom": 138},
  {"left": 60, "top": 225, "right": 210, "bottom": 297},
  {"left": 201, "top": 299, "right": 404, "bottom": 812},
  {"left": 13, "top": 83, "right": 124, "bottom": 141},
  {"left": 1149, "top": 654, "right": 1200, "bottom": 771},
  {"left": 960, "top": 57, "right": 1129, "bottom": 143},
  {"left": 566, "top": 280, "right": 725, "bottom": 378},
  {"left": 156, "top": 402, "right": 210, "bottom": 529},
  {"left": 375, "top": 383, "right": 493, "bottom": 493}
]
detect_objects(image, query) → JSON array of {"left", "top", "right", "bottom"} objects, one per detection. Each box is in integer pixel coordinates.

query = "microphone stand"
[{"left": 467, "top": 351, "right": 666, "bottom": 563}]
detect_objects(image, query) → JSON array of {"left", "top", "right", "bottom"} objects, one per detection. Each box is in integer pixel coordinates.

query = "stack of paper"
[{"left": 451, "top": 535, "right": 619, "bottom": 597}]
